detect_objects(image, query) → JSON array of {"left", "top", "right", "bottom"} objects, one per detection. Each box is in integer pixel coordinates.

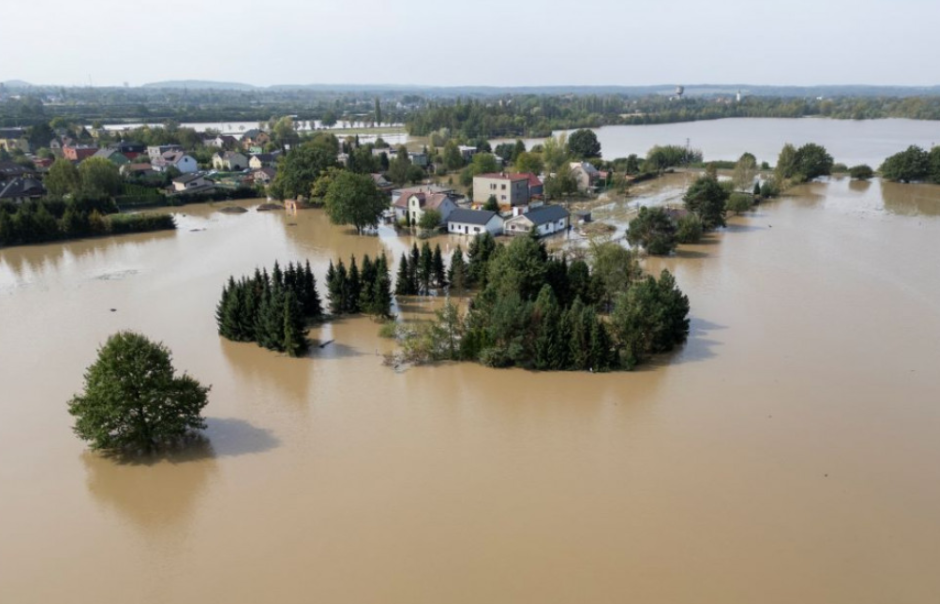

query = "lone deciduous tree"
[{"left": 68, "top": 332, "right": 210, "bottom": 453}]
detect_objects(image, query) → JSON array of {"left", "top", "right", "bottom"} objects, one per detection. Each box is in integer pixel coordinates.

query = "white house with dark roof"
[
  {"left": 503, "top": 205, "right": 570, "bottom": 237},
  {"left": 152, "top": 150, "right": 198, "bottom": 173},
  {"left": 446, "top": 209, "right": 503, "bottom": 236}
]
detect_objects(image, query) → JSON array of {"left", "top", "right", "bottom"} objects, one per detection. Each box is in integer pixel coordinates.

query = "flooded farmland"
[{"left": 2, "top": 177, "right": 940, "bottom": 604}]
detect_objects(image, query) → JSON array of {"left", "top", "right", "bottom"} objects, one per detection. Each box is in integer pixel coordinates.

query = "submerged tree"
[{"left": 68, "top": 332, "right": 210, "bottom": 452}]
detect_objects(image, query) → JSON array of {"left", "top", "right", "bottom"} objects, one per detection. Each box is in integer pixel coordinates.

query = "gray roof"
[
  {"left": 519, "top": 205, "right": 569, "bottom": 226},
  {"left": 447, "top": 209, "right": 498, "bottom": 226},
  {"left": 0, "top": 178, "right": 45, "bottom": 200},
  {"left": 173, "top": 173, "right": 204, "bottom": 184}
]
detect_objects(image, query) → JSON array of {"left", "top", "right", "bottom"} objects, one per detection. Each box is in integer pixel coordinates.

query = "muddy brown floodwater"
[{"left": 2, "top": 177, "right": 940, "bottom": 604}]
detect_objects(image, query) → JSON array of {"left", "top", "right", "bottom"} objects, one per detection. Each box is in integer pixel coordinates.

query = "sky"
[{"left": 2, "top": 0, "right": 938, "bottom": 88}]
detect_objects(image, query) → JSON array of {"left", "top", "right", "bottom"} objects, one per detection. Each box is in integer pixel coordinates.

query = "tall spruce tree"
[
  {"left": 282, "top": 290, "right": 308, "bottom": 357},
  {"left": 448, "top": 246, "right": 467, "bottom": 295},
  {"left": 432, "top": 244, "right": 446, "bottom": 289},
  {"left": 409, "top": 243, "right": 420, "bottom": 294},
  {"left": 418, "top": 242, "right": 433, "bottom": 295},
  {"left": 303, "top": 260, "right": 322, "bottom": 319},
  {"left": 372, "top": 272, "right": 392, "bottom": 318},
  {"left": 359, "top": 254, "right": 376, "bottom": 313},
  {"left": 328, "top": 260, "right": 346, "bottom": 315},
  {"left": 395, "top": 253, "right": 413, "bottom": 296},
  {"left": 346, "top": 256, "right": 361, "bottom": 313}
]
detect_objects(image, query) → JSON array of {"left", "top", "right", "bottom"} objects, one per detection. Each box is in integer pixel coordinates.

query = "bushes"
[
  {"left": 879, "top": 146, "right": 940, "bottom": 183},
  {"left": 0, "top": 198, "right": 174, "bottom": 247},
  {"left": 627, "top": 206, "right": 677, "bottom": 255},
  {"left": 726, "top": 193, "right": 754, "bottom": 215},
  {"left": 108, "top": 213, "right": 176, "bottom": 235},
  {"left": 849, "top": 164, "right": 874, "bottom": 181},
  {"left": 675, "top": 213, "right": 703, "bottom": 244}
]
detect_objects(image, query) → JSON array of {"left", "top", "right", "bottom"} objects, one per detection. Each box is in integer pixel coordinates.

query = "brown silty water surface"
[{"left": 2, "top": 177, "right": 940, "bottom": 603}]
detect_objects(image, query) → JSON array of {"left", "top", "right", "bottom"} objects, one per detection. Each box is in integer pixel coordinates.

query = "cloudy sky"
[{"left": 3, "top": 0, "right": 936, "bottom": 87}]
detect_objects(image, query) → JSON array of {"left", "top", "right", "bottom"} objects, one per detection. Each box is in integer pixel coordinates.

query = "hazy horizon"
[{"left": 3, "top": 0, "right": 937, "bottom": 88}]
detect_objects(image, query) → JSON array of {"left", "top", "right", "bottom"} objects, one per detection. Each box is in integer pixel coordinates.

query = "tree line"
[
  {"left": 325, "top": 253, "right": 393, "bottom": 318},
  {"left": 394, "top": 242, "right": 449, "bottom": 296},
  {"left": 216, "top": 261, "right": 322, "bottom": 357},
  {"left": 878, "top": 145, "right": 940, "bottom": 183},
  {"left": 393, "top": 232, "right": 690, "bottom": 372},
  {"left": 0, "top": 197, "right": 175, "bottom": 247}
]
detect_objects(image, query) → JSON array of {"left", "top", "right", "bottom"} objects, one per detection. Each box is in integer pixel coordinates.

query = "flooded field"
[
  {"left": 2, "top": 177, "right": 940, "bottom": 603},
  {"left": 506, "top": 117, "right": 940, "bottom": 167}
]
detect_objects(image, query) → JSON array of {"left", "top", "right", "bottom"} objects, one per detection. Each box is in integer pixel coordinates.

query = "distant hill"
[
  {"left": 142, "top": 80, "right": 257, "bottom": 90},
  {"left": 1, "top": 80, "right": 33, "bottom": 89}
]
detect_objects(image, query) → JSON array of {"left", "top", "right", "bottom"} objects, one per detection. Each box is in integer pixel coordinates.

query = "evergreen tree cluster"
[
  {"left": 216, "top": 260, "right": 322, "bottom": 357},
  {"left": 398, "top": 232, "right": 690, "bottom": 372},
  {"left": 394, "top": 242, "right": 448, "bottom": 296},
  {"left": 326, "top": 253, "right": 392, "bottom": 318}
]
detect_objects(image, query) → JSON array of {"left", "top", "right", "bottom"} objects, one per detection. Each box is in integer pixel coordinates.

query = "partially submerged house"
[
  {"left": 401, "top": 191, "right": 460, "bottom": 225},
  {"left": 503, "top": 205, "right": 570, "bottom": 237},
  {"left": 446, "top": 209, "right": 503, "bottom": 237}
]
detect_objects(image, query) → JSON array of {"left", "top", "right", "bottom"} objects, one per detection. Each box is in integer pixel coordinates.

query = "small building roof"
[
  {"left": 517, "top": 204, "right": 569, "bottom": 226},
  {"left": 447, "top": 209, "right": 499, "bottom": 226},
  {"left": 173, "top": 173, "right": 204, "bottom": 184}
]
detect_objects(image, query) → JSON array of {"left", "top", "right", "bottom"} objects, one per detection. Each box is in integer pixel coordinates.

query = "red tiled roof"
[{"left": 515, "top": 172, "right": 542, "bottom": 187}]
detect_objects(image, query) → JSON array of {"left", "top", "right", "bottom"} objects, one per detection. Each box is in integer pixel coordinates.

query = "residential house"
[
  {"left": 251, "top": 167, "right": 277, "bottom": 185},
  {"left": 147, "top": 144, "right": 183, "bottom": 160},
  {"left": 446, "top": 209, "right": 503, "bottom": 236},
  {"left": 391, "top": 184, "right": 455, "bottom": 220},
  {"left": 241, "top": 130, "right": 270, "bottom": 150},
  {"left": 205, "top": 134, "right": 239, "bottom": 149},
  {"left": 0, "top": 178, "right": 45, "bottom": 204},
  {"left": 472, "top": 172, "right": 530, "bottom": 208},
  {"left": 63, "top": 144, "right": 99, "bottom": 162},
  {"left": 172, "top": 173, "right": 214, "bottom": 193},
  {"left": 569, "top": 161, "right": 602, "bottom": 192},
  {"left": 113, "top": 141, "right": 146, "bottom": 159},
  {"left": 370, "top": 173, "right": 394, "bottom": 193},
  {"left": 91, "top": 147, "right": 130, "bottom": 166},
  {"left": 249, "top": 151, "right": 280, "bottom": 170},
  {"left": 152, "top": 150, "right": 198, "bottom": 173},
  {"left": 402, "top": 191, "right": 459, "bottom": 226},
  {"left": 503, "top": 205, "right": 570, "bottom": 237},
  {"left": 517, "top": 172, "right": 544, "bottom": 197},
  {"left": 212, "top": 151, "right": 248, "bottom": 171}
]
